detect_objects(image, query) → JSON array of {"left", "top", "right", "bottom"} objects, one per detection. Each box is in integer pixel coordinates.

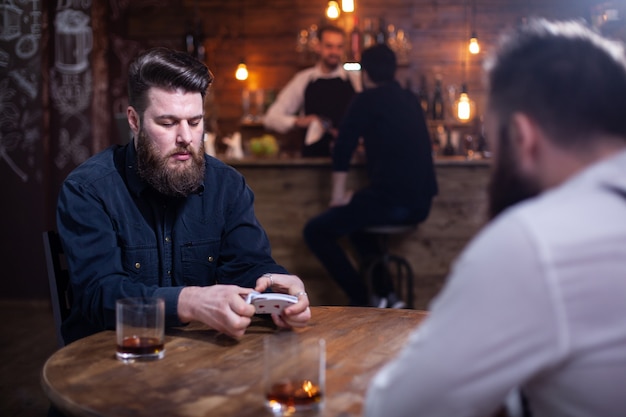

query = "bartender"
[{"left": 263, "top": 25, "right": 361, "bottom": 157}]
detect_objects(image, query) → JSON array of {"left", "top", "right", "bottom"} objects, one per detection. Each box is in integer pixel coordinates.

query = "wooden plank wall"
[
  {"left": 116, "top": 0, "right": 602, "bottom": 142},
  {"left": 233, "top": 161, "right": 491, "bottom": 309}
]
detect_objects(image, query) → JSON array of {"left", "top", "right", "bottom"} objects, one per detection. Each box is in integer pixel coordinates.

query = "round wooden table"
[{"left": 42, "top": 306, "right": 427, "bottom": 417}]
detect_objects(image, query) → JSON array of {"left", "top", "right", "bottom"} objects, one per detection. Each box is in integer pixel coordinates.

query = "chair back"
[{"left": 43, "top": 230, "right": 72, "bottom": 347}]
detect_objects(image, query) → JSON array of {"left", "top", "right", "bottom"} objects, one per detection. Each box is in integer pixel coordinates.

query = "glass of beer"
[
  {"left": 115, "top": 297, "right": 165, "bottom": 363},
  {"left": 264, "top": 333, "right": 325, "bottom": 416}
]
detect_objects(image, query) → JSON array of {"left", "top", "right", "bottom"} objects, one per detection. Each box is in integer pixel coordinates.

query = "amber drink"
[
  {"left": 115, "top": 297, "right": 165, "bottom": 363},
  {"left": 264, "top": 335, "right": 325, "bottom": 415}
]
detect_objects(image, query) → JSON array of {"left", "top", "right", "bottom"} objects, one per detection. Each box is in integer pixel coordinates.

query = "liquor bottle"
[
  {"left": 183, "top": 21, "right": 196, "bottom": 56},
  {"left": 442, "top": 128, "right": 455, "bottom": 156},
  {"left": 349, "top": 16, "right": 362, "bottom": 62},
  {"left": 417, "top": 75, "right": 429, "bottom": 115},
  {"left": 376, "top": 17, "right": 387, "bottom": 44},
  {"left": 431, "top": 77, "right": 445, "bottom": 120},
  {"left": 362, "top": 18, "right": 375, "bottom": 49}
]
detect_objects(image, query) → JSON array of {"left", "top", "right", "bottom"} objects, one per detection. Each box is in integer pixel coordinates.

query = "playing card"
[{"left": 245, "top": 291, "right": 298, "bottom": 314}]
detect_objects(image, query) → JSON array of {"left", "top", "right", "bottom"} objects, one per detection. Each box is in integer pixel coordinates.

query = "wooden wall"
[
  {"left": 0, "top": 0, "right": 618, "bottom": 300},
  {"left": 232, "top": 160, "right": 491, "bottom": 309},
  {"left": 180, "top": 0, "right": 602, "bottom": 136},
  {"left": 119, "top": 0, "right": 605, "bottom": 138}
]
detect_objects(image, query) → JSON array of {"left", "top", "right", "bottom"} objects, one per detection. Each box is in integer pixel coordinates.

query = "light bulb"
[
  {"left": 342, "top": 0, "right": 354, "bottom": 13},
  {"left": 469, "top": 32, "right": 480, "bottom": 54},
  {"left": 235, "top": 62, "right": 248, "bottom": 81},
  {"left": 457, "top": 93, "right": 471, "bottom": 120},
  {"left": 326, "top": 1, "right": 340, "bottom": 19}
]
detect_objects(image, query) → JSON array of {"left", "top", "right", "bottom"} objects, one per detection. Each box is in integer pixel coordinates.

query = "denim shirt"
[{"left": 57, "top": 141, "right": 287, "bottom": 343}]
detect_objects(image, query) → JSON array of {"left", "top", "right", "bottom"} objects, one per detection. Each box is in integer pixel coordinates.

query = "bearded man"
[
  {"left": 263, "top": 25, "right": 361, "bottom": 157},
  {"left": 365, "top": 19, "right": 626, "bottom": 417},
  {"left": 57, "top": 47, "right": 310, "bottom": 345}
]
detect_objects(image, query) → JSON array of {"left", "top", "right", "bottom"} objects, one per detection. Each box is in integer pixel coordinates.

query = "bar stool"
[{"left": 362, "top": 224, "right": 416, "bottom": 309}]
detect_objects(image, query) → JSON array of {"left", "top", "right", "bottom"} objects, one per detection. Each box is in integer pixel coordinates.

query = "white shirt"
[
  {"left": 263, "top": 64, "right": 361, "bottom": 134},
  {"left": 365, "top": 149, "right": 626, "bottom": 417}
]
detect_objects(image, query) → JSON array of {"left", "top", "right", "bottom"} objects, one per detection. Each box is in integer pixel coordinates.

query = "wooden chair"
[{"left": 43, "top": 230, "right": 72, "bottom": 348}]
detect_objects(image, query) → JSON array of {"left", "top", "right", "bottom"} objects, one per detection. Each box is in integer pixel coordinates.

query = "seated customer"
[
  {"left": 303, "top": 44, "right": 437, "bottom": 307},
  {"left": 57, "top": 47, "right": 310, "bottom": 344},
  {"left": 365, "top": 19, "right": 626, "bottom": 417}
]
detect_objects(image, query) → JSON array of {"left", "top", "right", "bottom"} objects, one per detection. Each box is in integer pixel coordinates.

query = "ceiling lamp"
[
  {"left": 468, "top": 0, "right": 480, "bottom": 54},
  {"left": 456, "top": 84, "right": 474, "bottom": 121},
  {"left": 326, "top": 1, "right": 340, "bottom": 20},
  {"left": 342, "top": 0, "right": 355, "bottom": 13},
  {"left": 469, "top": 32, "right": 480, "bottom": 54},
  {"left": 235, "top": 60, "right": 249, "bottom": 81}
]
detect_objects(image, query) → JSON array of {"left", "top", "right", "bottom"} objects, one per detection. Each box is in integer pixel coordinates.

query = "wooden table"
[{"left": 42, "top": 306, "right": 427, "bottom": 417}]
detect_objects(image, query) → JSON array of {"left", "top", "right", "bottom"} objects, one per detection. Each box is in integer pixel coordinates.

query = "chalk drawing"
[
  {"left": 54, "top": 113, "right": 90, "bottom": 169},
  {"left": 54, "top": 9, "right": 92, "bottom": 74}
]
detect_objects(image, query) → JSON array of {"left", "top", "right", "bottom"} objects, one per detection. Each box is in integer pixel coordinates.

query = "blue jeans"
[{"left": 303, "top": 189, "right": 431, "bottom": 306}]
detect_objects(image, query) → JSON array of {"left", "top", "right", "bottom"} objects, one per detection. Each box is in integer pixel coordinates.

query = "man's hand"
[
  {"left": 178, "top": 285, "right": 256, "bottom": 339},
  {"left": 255, "top": 273, "right": 311, "bottom": 328},
  {"left": 329, "top": 189, "right": 353, "bottom": 207},
  {"left": 294, "top": 114, "right": 319, "bottom": 128}
]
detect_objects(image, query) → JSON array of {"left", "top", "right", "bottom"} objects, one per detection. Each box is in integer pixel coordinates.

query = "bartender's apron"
[{"left": 302, "top": 77, "right": 356, "bottom": 157}]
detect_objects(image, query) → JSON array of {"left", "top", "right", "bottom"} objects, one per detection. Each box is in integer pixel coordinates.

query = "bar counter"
[{"left": 223, "top": 155, "right": 491, "bottom": 309}]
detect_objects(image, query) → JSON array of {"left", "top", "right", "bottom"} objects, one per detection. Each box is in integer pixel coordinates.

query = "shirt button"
[
  {"left": 135, "top": 262, "right": 141, "bottom": 269},
  {"left": 167, "top": 270, "right": 171, "bottom": 275},
  {"left": 208, "top": 256, "right": 214, "bottom": 262},
  {"left": 165, "top": 236, "right": 171, "bottom": 242}
]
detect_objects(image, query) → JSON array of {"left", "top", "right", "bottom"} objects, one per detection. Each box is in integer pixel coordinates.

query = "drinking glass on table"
[
  {"left": 115, "top": 297, "right": 165, "bottom": 363},
  {"left": 264, "top": 333, "right": 326, "bottom": 416}
]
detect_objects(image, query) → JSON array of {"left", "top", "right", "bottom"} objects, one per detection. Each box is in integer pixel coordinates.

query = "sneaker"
[
  {"left": 370, "top": 295, "right": 388, "bottom": 308},
  {"left": 387, "top": 292, "right": 406, "bottom": 309}
]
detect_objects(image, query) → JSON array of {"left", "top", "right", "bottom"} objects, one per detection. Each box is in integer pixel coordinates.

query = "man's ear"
[
  {"left": 511, "top": 113, "right": 541, "bottom": 172},
  {"left": 127, "top": 106, "right": 140, "bottom": 138}
]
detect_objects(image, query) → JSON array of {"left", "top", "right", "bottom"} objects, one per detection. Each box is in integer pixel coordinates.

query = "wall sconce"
[
  {"left": 468, "top": 32, "right": 480, "bottom": 54},
  {"left": 326, "top": 1, "right": 341, "bottom": 20},
  {"left": 342, "top": 0, "right": 355, "bottom": 13},
  {"left": 235, "top": 60, "right": 249, "bottom": 81}
]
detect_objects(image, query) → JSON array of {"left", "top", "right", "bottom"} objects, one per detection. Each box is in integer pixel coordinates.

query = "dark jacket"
[{"left": 57, "top": 141, "right": 286, "bottom": 343}]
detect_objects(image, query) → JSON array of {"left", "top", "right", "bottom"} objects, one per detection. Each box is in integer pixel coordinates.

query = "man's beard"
[
  {"left": 322, "top": 54, "right": 340, "bottom": 71},
  {"left": 136, "top": 129, "right": 206, "bottom": 198},
  {"left": 487, "top": 125, "right": 541, "bottom": 220}
]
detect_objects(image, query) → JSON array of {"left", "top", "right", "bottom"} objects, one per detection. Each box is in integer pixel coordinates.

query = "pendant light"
[
  {"left": 469, "top": 32, "right": 480, "bottom": 54},
  {"left": 235, "top": 0, "right": 248, "bottom": 81},
  {"left": 456, "top": 84, "right": 471, "bottom": 121},
  {"left": 326, "top": 1, "right": 340, "bottom": 20},
  {"left": 235, "top": 60, "right": 249, "bottom": 81},
  {"left": 468, "top": 0, "right": 480, "bottom": 54},
  {"left": 342, "top": 0, "right": 355, "bottom": 13}
]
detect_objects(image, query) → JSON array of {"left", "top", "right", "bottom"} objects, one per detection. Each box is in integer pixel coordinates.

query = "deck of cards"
[{"left": 245, "top": 291, "right": 298, "bottom": 314}]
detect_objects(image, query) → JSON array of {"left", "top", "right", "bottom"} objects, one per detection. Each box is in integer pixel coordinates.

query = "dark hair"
[
  {"left": 485, "top": 18, "right": 626, "bottom": 148},
  {"left": 128, "top": 47, "right": 214, "bottom": 115},
  {"left": 318, "top": 25, "right": 345, "bottom": 41},
  {"left": 361, "top": 44, "right": 397, "bottom": 83}
]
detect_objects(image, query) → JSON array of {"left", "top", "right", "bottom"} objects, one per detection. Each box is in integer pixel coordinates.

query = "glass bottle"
[
  {"left": 431, "top": 77, "right": 445, "bottom": 120},
  {"left": 417, "top": 75, "right": 429, "bottom": 115},
  {"left": 349, "top": 16, "right": 362, "bottom": 62},
  {"left": 362, "top": 18, "right": 375, "bottom": 49},
  {"left": 376, "top": 17, "right": 387, "bottom": 44}
]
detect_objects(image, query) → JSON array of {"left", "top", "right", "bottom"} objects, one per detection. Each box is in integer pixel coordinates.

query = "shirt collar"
[{"left": 124, "top": 138, "right": 147, "bottom": 198}]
